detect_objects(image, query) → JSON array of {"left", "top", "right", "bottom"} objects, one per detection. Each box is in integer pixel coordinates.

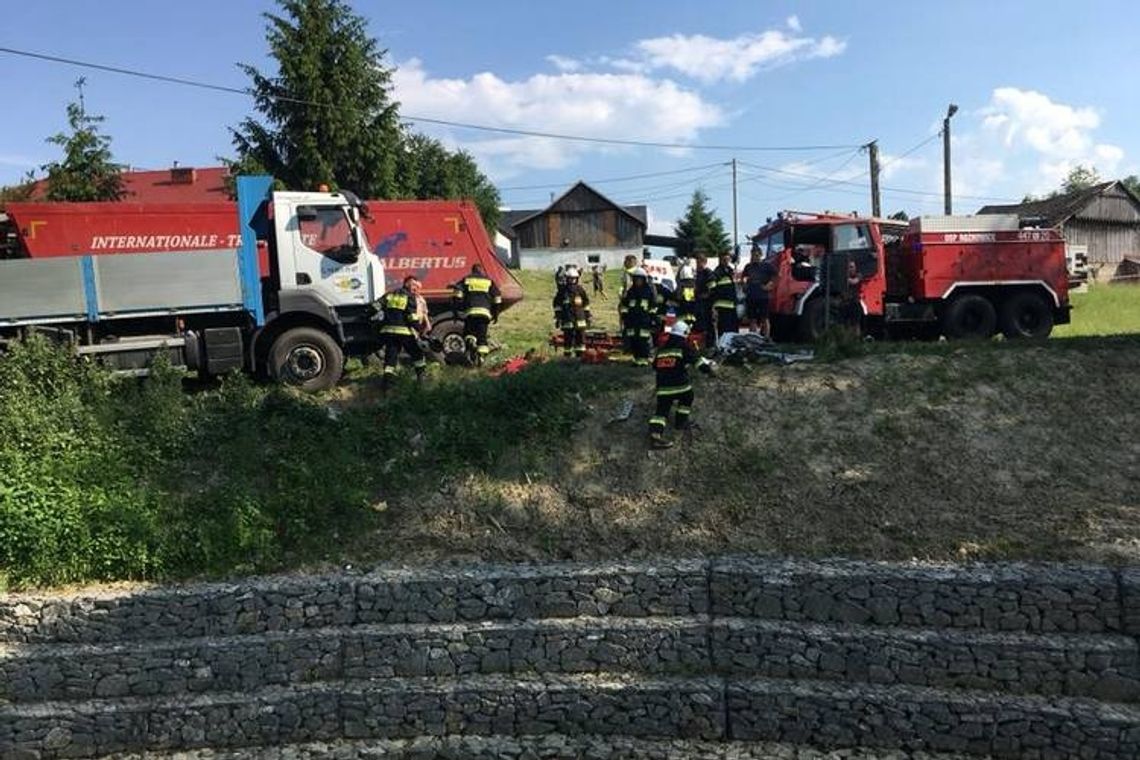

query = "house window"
[{"left": 587, "top": 255, "right": 600, "bottom": 264}]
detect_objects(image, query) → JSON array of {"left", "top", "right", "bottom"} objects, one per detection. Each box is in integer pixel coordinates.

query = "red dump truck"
[
  {"left": 749, "top": 211, "right": 1071, "bottom": 341},
  {"left": 1, "top": 197, "right": 522, "bottom": 362}
]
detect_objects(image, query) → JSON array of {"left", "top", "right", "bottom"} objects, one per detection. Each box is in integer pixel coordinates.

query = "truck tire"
[
  {"left": 269, "top": 327, "right": 344, "bottom": 392},
  {"left": 941, "top": 294, "right": 997, "bottom": 340},
  {"left": 797, "top": 297, "right": 828, "bottom": 342},
  {"left": 429, "top": 320, "right": 470, "bottom": 365},
  {"left": 999, "top": 291, "right": 1053, "bottom": 339}
]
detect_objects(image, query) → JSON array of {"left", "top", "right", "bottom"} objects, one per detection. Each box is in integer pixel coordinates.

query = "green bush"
[{"left": 0, "top": 338, "right": 614, "bottom": 588}]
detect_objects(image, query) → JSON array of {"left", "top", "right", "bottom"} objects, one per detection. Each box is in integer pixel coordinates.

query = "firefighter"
[
  {"left": 552, "top": 266, "right": 591, "bottom": 357},
  {"left": 373, "top": 276, "right": 427, "bottom": 391},
  {"left": 648, "top": 319, "right": 713, "bottom": 449},
  {"left": 666, "top": 264, "right": 700, "bottom": 327},
  {"left": 710, "top": 251, "right": 740, "bottom": 338},
  {"left": 693, "top": 253, "right": 714, "bottom": 345},
  {"left": 620, "top": 267, "right": 659, "bottom": 367},
  {"left": 452, "top": 263, "right": 502, "bottom": 366}
]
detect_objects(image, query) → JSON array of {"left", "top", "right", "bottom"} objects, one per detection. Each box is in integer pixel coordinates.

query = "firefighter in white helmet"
[
  {"left": 648, "top": 319, "right": 713, "bottom": 449},
  {"left": 552, "top": 266, "right": 591, "bottom": 357},
  {"left": 619, "top": 267, "right": 660, "bottom": 367}
]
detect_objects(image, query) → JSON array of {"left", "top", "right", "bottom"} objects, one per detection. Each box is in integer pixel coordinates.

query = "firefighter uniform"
[
  {"left": 666, "top": 271, "right": 700, "bottom": 327},
  {"left": 694, "top": 263, "right": 714, "bottom": 341},
  {"left": 710, "top": 261, "right": 740, "bottom": 336},
  {"left": 648, "top": 323, "right": 711, "bottom": 447},
  {"left": 452, "top": 270, "right": 502, "bottom": 364},
  {"left": 374, "top": 286, "right": 426, "bottom": 385},
  {"left": 620, "top": 272, "right": 659, "bottom": 366},
  {"left": 553, "top": 275, "right": 591, "bottom": 356}
]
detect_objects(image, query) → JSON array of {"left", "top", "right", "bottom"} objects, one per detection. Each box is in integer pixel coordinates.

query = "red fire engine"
[{"left": 750, "top": 211, "right": 1070, "bottom": 341}]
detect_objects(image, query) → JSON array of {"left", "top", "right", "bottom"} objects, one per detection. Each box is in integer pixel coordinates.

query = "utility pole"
[
  {"left": 731, "top": 158, "right": 738, "bottom": 256},
  {"left": 867, "top": 140, "right": 881, "bottom": 218},
  {"left": 943, "top": 103, "right": 958, "bottom": 215}
]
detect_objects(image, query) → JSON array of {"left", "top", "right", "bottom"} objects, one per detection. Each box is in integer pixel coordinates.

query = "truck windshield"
[{"left": 298, "top": 205, "right": 357, "bottom": 262}]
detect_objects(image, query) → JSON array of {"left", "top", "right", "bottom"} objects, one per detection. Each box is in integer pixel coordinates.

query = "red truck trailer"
[
  {"left": 1, "top": 198, "right": 522, "bottom": 360},
  {"left": 749, "top": 211, "right": 1071, "bottom": 341}
]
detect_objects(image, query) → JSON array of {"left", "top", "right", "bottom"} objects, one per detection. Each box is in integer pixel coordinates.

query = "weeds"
[{"left": 0, "top": 337, "right": 620, "bottom": 588}]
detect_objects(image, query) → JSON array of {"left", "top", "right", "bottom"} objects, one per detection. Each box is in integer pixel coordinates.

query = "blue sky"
[{"left": 2, "top": 0, "right": 1137, "bottom": 238}]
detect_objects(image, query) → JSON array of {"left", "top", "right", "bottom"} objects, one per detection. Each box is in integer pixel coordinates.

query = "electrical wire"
[
  {"left": 497, "top": 162, "right": 727, "bottom": 192},
  {"left": 0, "top": 46, "right": 865, "bottom": 153}
]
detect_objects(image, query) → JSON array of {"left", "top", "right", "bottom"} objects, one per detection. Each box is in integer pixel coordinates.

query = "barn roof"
[
  {"left": 502, "top": 181, "right": 647, "bottom": 229},
  {"left": 977, "top": 180, "right": 1140, "bottom": 226}
]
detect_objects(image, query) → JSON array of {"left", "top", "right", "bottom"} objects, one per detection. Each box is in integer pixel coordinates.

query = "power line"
[
  {"left": 497, "top": 162, "right": 727, "bottom": 192},
  {"left": 737, "top": 159, "right": 1017, "bottom": 202},
  {"left": 0, "top": 46, "right": 865, "bottom": 153}
]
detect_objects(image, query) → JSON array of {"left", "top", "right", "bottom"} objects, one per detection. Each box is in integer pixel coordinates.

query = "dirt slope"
[{"left": 371, "top": 341, "right": 1140, "bottom": 566}]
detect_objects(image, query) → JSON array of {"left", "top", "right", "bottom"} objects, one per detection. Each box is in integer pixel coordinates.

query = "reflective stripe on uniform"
[
  {"left": 466, "top": 307, "right": 492, "bottom": 319},
  {"left": 648, "top": 416, "right": 667, "bottom": 429},
  {"left": 676, "top": 405, "right": 692, "bottom": 416},
  {"left": 465, "top": 277, "right": 492, "bottom": 293},
  {"left": 656, "top": 384, "right": 692, "bottom": 396},
  {"left": 714, "top": 301, "right": 736, "bottom": 310},
  {"left": 656, "top": 349, "right": 683, "bottom": 358},
  {"left": 382, "top": 366, "right": 397, "bottom": 375},
  {"left": 381, "top": 325, "right": 415, "bottom": 335}
]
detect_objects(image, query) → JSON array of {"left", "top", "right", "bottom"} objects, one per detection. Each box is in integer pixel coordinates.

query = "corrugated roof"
[{"left": 976, "top": 181, "right": 1137, "bottom": 226}]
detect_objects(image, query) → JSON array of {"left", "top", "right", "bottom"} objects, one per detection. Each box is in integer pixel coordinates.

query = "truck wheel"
[
  {"left": 942, "top": 294, "right": 997, "bottom": 340},
  {"left": 429, "top": 320, "right": 470, "bottom": 365},
  {"left": 999, "top": 292, "right": 1053, "bottom": 339},
  {"left": 797, "top": 298, "right": 828, "bottom": 342},
  {"left": 269, "top": 327, "right": 344, "bottom": 392}
]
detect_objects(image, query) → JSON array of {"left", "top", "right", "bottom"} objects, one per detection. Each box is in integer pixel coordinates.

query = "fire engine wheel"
[
  {"left": 942, "top": 294, "right": 997, "bottom": 340},
  {"left": 999, "top": 292, "right": 1054, "bottom": 340},
  {"left": 269, "top": 327, "right": 344, "bottom": 392}
]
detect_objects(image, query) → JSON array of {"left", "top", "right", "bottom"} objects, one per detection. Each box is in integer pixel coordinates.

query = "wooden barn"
[
  {"left": 978, "top": 181, "right": 1140, "bottom": 282},
  {"left": 499, "top": 181, "right": 646, "bottom": 270}
]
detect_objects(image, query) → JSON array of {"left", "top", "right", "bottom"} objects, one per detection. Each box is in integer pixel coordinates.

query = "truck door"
[
  {"left": 287, "top": 204, "right": 371, "bottom": 306},
  {"left": 831, "top": 223, "right": 881, "bottom": 314}
]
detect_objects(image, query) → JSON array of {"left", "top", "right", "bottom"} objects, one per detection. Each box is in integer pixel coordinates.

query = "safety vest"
[
  {"left": 375, "top": 288, "right": 423, "bottom": 336},
  {"left": 454, "top": 275, "right": 502, "bottom": 320}
]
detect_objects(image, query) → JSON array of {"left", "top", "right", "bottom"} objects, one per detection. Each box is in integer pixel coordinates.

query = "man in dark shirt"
[{"left": 741, "top": 249, "right": 774, "bottom": 339}]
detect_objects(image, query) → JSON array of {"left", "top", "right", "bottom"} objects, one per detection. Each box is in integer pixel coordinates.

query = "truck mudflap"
[{"left": 1055, "top": 303, "right": 1072, "bottom": 326}]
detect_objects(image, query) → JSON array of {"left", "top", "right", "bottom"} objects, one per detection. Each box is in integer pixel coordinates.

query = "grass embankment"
[
  {"left": 3, "top": 280, "right": 1139, "bottom": 590},
  {"left": 0, "top": 336, "right": 633, "bottom": 589},
  {"left": 1055, "top": 283, "right": 1140, "bottom": 338}
]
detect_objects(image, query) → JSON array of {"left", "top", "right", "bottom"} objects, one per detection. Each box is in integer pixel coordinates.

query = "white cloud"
[
  {"left": 546, "top": 54, "right": 581, "bottom": 73},
  {"left": 786, "top": 15, "right": 802, "bottom": 32},
  {"left": 633, "top": 30, "right": 845, "bottom": 83},
  {"left": 392, "top": 59, "right": 723, "bottom": 177},
  {"left": 879, "top": 153, "right": 928, "bottom": 181},
  {"left": 978, "top": 86, "right": 1124, "bottom": 192}
]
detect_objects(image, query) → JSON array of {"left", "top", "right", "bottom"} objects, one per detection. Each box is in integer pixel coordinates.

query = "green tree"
[
  {"left": 41, "top": 79, "right": 125, "bottom": 202},
  {"left": 399, "top": 135, "right": 501, "bottom": 230},
  {"left": 1060, "top": 164, "right": 1102, "bottom": 194},
  {"left": 232, "top": 0, "right": 403, "bottom": 198},
  {"left": 0, "top": 173, "right": 36, "bottom": 204},
  {"left": 674, "top": 189, "right": 730, "bottom": 255},
  {"left": 1122, "top": 175, "right": 1140, "bottom": 198}
]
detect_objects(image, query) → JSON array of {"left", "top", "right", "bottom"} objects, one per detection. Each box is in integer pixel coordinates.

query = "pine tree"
[
  {"left": 674, "top": 189, "right": 730, "bottom": 255},
  {"left": 232, "top": 0, "right": 404, "bottom": 198},
  {"left": 41, "top": 79, "right": 125, "bottom": 202}
]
